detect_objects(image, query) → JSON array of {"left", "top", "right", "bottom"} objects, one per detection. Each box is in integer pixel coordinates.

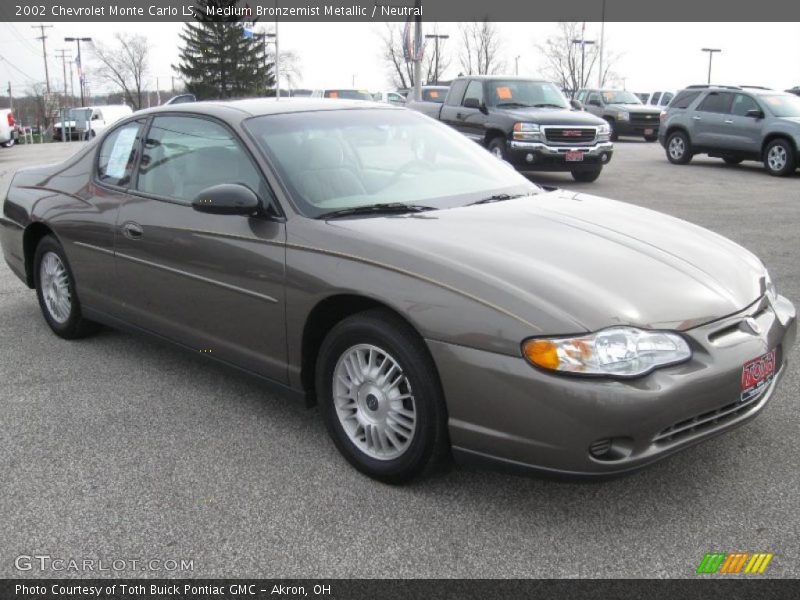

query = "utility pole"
[
  {"left": 598, "top": 0, "right": 606, "bottom": 86},
  {"left": 56, "top": 49, "right": 72, "bottom": 105},
  {"left": 412, "top": 0, "right": 422, "bottom": 101},
  {"left": 171, "top": 76, "right": 176, "bottom": 94},
  {"left": 32, "top": 24, "right": 53, "bottom": 94},
  {"left": 64, "top": 37, "right": 92, "bottom": 106},
  {"left": 701, "top": 48, "right": 721, "bottom": 84},
  {"left": 7, "top": 81, "right": 12, "bottom": 111},
  {"left": 514, "top": 55, "right": 520, "bottom": 76},
  {"left": 571, "top": 24, "right": 596, "bottom": 91},
  {"left": 424, "top": 33, "right": 449, "bottom": 84}
]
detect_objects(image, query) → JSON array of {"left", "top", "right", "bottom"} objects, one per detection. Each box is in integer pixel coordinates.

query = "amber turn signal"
[{"left": 522, "top": 339, "right": 560, "bottom": 370}]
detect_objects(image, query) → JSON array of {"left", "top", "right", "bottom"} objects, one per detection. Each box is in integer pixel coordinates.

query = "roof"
[
  {"left": 453, "top": 75, "right": 549, "bottom": 83},
  {"left": 132, "top": 97, "right": 396, "bottom": 119},
  {"left": 683, "top": 85, "right": 787, "bottom": 95}
]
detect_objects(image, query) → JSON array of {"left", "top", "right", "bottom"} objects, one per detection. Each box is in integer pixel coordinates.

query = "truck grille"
[
  {"left": 543, "top": 127, "right": 596, "bottom": 145},
  {"left": 629, "top": 113, "right": 661, "bottom": 126}
]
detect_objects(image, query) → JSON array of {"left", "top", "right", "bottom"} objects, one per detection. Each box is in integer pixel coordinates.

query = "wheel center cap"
[{"left": 365, "top": 394, "right": 379, "bottom": 412}]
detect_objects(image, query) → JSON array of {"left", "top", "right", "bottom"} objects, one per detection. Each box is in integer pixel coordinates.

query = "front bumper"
[
  {"left": 429, "top": 294, "right": 796, "bottom": 477},
  {"left": 613, "top": 121, "right": 661, "bottom": 137},
  {"left": 508, "top": 140, "right": 614, "bottom": 172}
]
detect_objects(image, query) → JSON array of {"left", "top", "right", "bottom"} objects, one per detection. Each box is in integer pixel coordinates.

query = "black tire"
[
  {"left": 644, "top": 134, "right": 658, "bottom": 142},
  {"left": 605, "top": 119, "right": 618, "bottom": 141},
  {"left": 487, "top": 136, "right": 508, "bottom": 161},
  {"left": 316, "top": 309, "right": 449, "bottom": 484},
  {"left": 665, "top": 130, "right": 692, "bottom": 165},
  {"left": 571, "top": 168, "right": 602, "bottom": 183},
  {"left": 723, "top": 156, "right": 743, "bottom": 165},
  {"left": 763, "top": 138, "right": 796, "bottom": 177},
  {"left": 33, "top": 235, "right": 99, "bottom": 339},
  {"left": 1, "top": 138, "right": 15, "bottom": 148}
]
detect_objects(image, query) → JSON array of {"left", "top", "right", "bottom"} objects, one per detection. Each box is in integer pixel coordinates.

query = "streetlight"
[
  {"left": 701, "top": 48, "right": 721, "bottom": 84},
  {"left": 64, "top": 36, "right": 92, "bottom": 106},
  {"left": 571, "top": 37, "right": 595, "bottom": 90},
  {"left": 514, "top": 55, "right": 520, "bottom": 76},
  {"left": 424, "top": 33, "right": 449, "bottom": 84}
]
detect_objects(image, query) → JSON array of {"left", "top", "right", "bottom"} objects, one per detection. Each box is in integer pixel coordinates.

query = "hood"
[
  {"left": 605, "top": 103, "right": 662, "bottom": 115},
  {"left": 328, "top": 190, "right": 765, "bottom": 333},
  {"left": 499, "top": 107, "right": 606, "bottom": 126}
]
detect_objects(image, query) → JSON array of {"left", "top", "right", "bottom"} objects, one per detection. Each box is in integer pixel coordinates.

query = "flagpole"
[{"left": 412, "top": 0, "right": 422, "bottom": 101}]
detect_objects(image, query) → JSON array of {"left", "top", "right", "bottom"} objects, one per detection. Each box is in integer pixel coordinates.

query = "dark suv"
[
  {"left": 659, "top": 85, "right": 800, "bottom": 177},
  {"left": 576, "top": 88, "right": 662, "bottom": 141}
]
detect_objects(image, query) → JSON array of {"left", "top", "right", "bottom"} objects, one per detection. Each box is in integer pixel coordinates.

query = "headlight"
[
  {"left": 617, "top": 111, "right": 630, "bottom": 121},
  {"left": 522, "top": 327, "right": 691, "bottom": 378},
  {"left": 598, "top": 123, "right": 611, "bottom": 136},
  {"left": 513, "top": 122, "right": 541, "bottom": 141}
]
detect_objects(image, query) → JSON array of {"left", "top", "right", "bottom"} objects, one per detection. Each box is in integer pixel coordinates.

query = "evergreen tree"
[{"left": 174, "top": 0, "right": 274, "bottom": 100}]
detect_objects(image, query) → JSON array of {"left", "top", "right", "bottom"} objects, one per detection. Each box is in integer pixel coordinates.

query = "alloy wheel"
[
  {"left": 39, "top": 251, "right": 72, "bottom": 324},
  {"left": 668, "top": 136, "right": 685, "bottom": 160},
  {"left": 767, "top": 145, "right": 788, "bottom": 172}
]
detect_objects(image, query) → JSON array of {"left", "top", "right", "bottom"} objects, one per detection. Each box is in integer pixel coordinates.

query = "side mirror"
[
  {"left": 463, "top": 97, "right": 481, "bottom": 109},
  {"left": 192, "top": 183, "right": 261, "bottom": 216},
  {"left": 745, "top": 109, "right": 765, "bottom": 119},
  {"left": 570, "top": 99, "right": 584, "bottom": 111}
]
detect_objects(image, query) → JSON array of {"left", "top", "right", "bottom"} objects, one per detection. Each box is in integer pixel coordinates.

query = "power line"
[
  {"left": 2, "top": 23, "right": 41, "bottom": 57},
  {"left": 0, "top": 56, "right": 38, "bottom": 82}
]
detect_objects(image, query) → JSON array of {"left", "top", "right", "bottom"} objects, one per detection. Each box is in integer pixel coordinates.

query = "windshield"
[
  {"left": 324, "top": 90, "right": 373, "bottom": 101},
  {"left": 486, "top": 80, "right": 570, "bottom": 108},
  {"left": 761, "top": 94, "right": 800, "bottom": 118},
  {"left": 601, "top": 90, "right": 642, "bottom": 105},
  {"left": 244, "top": 109, "right": 538, "bottom": 218}
]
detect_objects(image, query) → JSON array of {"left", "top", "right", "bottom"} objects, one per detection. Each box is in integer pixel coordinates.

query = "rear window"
[{"left": 670, "top": 90, "right": 701, "bottom": 109}]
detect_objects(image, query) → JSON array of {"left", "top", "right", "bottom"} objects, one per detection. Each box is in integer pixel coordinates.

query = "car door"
[
  {"left": 454, "top": 80, "right": 488, "bottom": 143},
  {"left": 113, "top": 114, "right": 288, "bottom": 382},
  {"left": 438, "top": 79, "right": 468, "bottom": 130},
  {"left": 723, "top": 93, "right": 764, "bottom": 154},
  {"left": 585, "top": 91, "right": 604, "bottom": 117},
  {"left": 692, "top": 91, "right": 734, "bottom": 148}
]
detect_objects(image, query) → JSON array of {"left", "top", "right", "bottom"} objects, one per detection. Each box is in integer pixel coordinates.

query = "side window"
[
  {"left": 697, "top": 92, "right": 734, "bottom": 113},
  {"left": 136, "top": 115, "right": 271, "bottom": 206},
  {"left": 731, "top": 94, "right": 760, "bottom": 116},
  {"left": 651, "top": 92, "right": 662, "bottom": 105},
  {"left": 462, "top": 80, "right": 484, "bottom": 107},
  {"left": 96, "top": 120, "right": 145, "bottom": 188},
  {"left": 671, "top": 90, "right": 701, "bottom": 109},
  {"left": 445, "top": 80, "right": 468, "bottom": 106},
  {"left": 660, "top": 92, "right": 674, "bottom": 107},
  {"left": 576, "top": 90, "right": 586, "bottom": 102},
  {"left": 587, "top": 92, "right": 602, "bottom": 106}
]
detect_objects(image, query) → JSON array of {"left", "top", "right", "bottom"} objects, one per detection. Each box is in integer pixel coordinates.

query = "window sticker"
[
  {"left": 429, "top": 90, "right": 439, "bottom": 98},
  {"left": 105, "top": 126, "right": 138, "bottom": 181},
  {"left": 328, "top": 91, "right": 339, "bottom": 98},
  {"left": 496, "top": 86, "right": 512, "bottom": 100}
]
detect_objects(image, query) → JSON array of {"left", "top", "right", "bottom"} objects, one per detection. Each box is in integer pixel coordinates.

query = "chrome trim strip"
[{"left": 74, "top": 241, "right": 279, "bottom": 304}]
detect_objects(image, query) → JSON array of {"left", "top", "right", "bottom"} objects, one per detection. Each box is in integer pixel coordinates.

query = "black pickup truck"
[{"left": 407, "top": 76, "right": 614, "bottom": 182}]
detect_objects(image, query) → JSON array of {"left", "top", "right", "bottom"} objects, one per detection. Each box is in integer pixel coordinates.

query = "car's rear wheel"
[
  {"left": 723, "top": 156, "right": 743, "bottom": 165},
  {"left": 764, "top": 139, "right": 795, "bottom": 177},
  {"left": 316, "top": 309, "right": 448, "bottom": 483},
  {"left": 487, "top": 136, "right": 508, "bottom": 161},
  {"left": 34, "top": 236, "right": 98, "bottom": 339},
  {"left": 666, "top": 131, "right": 692, "bottom": 164},
  {"left": 571, "top": 168, "right": 602, "bottom": 182}
]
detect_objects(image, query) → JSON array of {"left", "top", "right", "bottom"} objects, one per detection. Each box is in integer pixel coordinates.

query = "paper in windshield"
[{"left": 105, "top": 126, "right": 138, "bottom": 181}]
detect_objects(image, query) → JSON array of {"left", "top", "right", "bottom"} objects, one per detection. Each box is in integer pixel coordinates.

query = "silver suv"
[{"left": 659, "top": 85, "right": 800, "bottom": 177}]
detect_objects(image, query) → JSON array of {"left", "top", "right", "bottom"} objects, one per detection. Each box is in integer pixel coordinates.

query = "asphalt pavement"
[{"left": 0, "top": 139, "right": 798, "bottom": 578}]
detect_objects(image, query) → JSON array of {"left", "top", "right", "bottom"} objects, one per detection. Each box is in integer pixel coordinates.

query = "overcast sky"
[{"left": 1, "top": 21, "right": 799, "bottom": 98}]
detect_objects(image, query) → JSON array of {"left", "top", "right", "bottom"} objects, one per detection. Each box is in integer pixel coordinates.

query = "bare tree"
[
  {"left": 378, "top": 23, "right": 452, "bottom": 89},
  {"left": 536, "top": 22, "right": 619, "bottom": 97},
  {"left": 92, "top": 33, "right": 149, "bottom": 110},
  {"left": 458, "top": 21, "right": 505, "bottom": 76}
]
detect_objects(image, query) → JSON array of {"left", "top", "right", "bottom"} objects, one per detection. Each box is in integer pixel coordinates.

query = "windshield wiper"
[
  {"left": 467, "top": 193, "right": 532, "bottom": 206},
  {"left": 532, "top": 103, "right": 565, "bottom": 108},
  {"left": 316, "top": 202, "right": 437, "bottom": 220},
  {"left": 496, "top": 102, "right": 533, "bottom": 108}
]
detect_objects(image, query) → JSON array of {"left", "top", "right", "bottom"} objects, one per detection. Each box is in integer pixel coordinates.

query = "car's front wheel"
[
  {"left": 316, "top": 309, "right": 448, "bottom": 483},
  {"left": 1, "top": 138, "right": 16, "bottom": 148},
  {"left": 764, "top": 138, "right": 796, "bottom": 177},
  {"left": 571, "top": 168, "right": 602, "bottom": 182},
  {"left": 666, "top": 130, "right": 692, "bottom": 164},
  {"left": 33, "top": 235, "right": 98, "bottom": 339},
  {"left": 487, "top": 136, "right": 508, "bottom": 161}
]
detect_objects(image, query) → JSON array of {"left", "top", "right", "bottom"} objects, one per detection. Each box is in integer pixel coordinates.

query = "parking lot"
[{"left": 0, "top": 139, "right": 798, "bottom": 578}]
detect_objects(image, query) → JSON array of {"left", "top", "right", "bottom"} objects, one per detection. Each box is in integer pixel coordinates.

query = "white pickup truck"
[
  {"left": 53, "top": 105, "right": 132, "bottom": 141},
  {"left": 0, "top": 109, "right": 18, "bottom": 147}
]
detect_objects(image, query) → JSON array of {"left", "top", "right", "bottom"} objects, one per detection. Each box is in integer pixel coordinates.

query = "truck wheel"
[
  {"left": 666, "top": 131, "right": 692, "bottom": 165},
  {"left": 571, "top": 168, "right": 602, "bottom": 183},
  {"left": 487, "top": 136, "right": 508, "bottom": 161},
  {"left": 764, "top": 138, "right": 795, "bottom": 177},
  {"left": 605, "top": 118, "right": 618, "bottom": 141}
]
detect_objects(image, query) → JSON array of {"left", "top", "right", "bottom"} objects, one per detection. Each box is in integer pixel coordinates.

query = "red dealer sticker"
[{"left": 741, "top": 349, "right": 776, "bottom": 402}]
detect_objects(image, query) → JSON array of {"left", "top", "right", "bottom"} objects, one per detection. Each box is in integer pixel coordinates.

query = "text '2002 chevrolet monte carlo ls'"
[{"left": 0, "top": 99, "right": 795, "bottom": 483}]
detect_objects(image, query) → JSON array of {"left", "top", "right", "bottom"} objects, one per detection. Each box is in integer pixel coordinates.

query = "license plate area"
[
  {"left": 741, "top": 349, "right": 776, "bottom": 402},
  {"left": 565, "top": 150, "right": 584, "bottom": 162},
  {"left": 644, "top": 128, "right": 654, "bottom": 135}
]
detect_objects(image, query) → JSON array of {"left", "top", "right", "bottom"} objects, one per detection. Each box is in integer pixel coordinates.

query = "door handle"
[
  {"left": 724, "top": 119, "right": 734, "bottom": 124},
  {"left": 456, "top": 112, "right": 464, "bottom": 119},
  {"left": 692, "top": 116, "right": 702, "bottom": 120},
  {"left": 122, "top": 222, "right": 143, "bottom": 240}
]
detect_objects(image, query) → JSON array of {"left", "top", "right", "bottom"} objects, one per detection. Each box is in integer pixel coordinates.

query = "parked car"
[
  {"left": 786, "top": 86, "right": 800, "bottom": 97},
  {"left": 404, "top": 85, "right": 450, "bottom": 118},
  {"left": 0, "top": 109, "right": 18, "bottom": 147},
  {"left": 644, "top": 90, "right": 676, "bottom": 112},
  {"left": 576, "top": 88, "right": 662, "bottom": 141},
  {"left": 408, "top": 76, "right": 613, "bottom": 182},
  {"left": 660, "top": 85, "right": 800, "bottom": 176},
  {"left": 634, "top": 92, "right": 651, "bottom": 104},
  {"left": 53, "top": 105, "right": 133, "bottom": 140},
  {"left": 5, "top": 99, "right": 793, "bottom": 482},
  {"left": 310, "top": 89, "right": 373, "bottom": 101},
  {"left": 372, "top": 91, "right": 406, "bottom": 105}
]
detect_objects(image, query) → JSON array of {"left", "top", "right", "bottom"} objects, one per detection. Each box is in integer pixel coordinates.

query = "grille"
[
  {"left": 544, "top": 127, "right": 596, "bottom": 145},
  {"left": 629, "top": 113, "right": 661, "bottom": 126}
]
